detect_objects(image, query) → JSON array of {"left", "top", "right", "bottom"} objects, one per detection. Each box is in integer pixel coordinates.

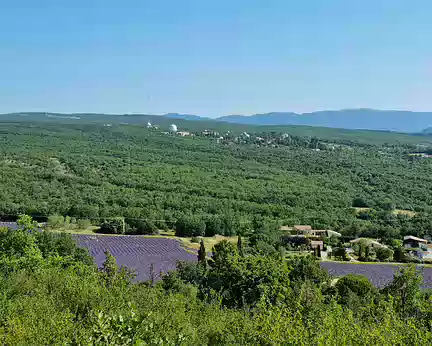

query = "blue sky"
[{"left": 1, "top": 0, "right": 431, "bottom": 117}]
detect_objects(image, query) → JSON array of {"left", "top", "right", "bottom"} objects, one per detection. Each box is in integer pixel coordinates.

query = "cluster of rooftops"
[
  {"left": 280, "top": 224, "right": 432, "bottom": 260},
  {"left": 280, "top": 225, "right": 342, "bottom": 238}
]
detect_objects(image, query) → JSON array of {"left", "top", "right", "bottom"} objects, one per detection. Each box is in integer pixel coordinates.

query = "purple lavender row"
[
  {"left": 74, "top": 235, "right": 432, "bottom": 287},
  {"left": 74, "top": 235, "right": 196, "bottom": 281},
  {"left": 320, "top": 262, "right": 432, "bottom": 289}
]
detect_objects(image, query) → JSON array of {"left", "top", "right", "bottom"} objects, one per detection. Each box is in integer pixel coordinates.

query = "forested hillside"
[
  {"left": 2, "top": 112, "right": 432, "bottom": 145},
  {"left": 1, "top": 121, "right": 432, "bottom": 240}
]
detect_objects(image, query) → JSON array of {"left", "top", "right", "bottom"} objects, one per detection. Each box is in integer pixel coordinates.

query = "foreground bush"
[{"left": 0, "top": 216, "right": 431, "bottom": 345}]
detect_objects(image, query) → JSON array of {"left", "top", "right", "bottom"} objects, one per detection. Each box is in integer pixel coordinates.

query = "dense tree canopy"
[{"left": 0, "top": 122, "right": 431, "bottom": 241}]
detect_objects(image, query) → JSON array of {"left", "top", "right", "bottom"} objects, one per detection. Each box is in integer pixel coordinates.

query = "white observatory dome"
[{"left": 169, "top": 124, "right": 178, "bottom": 132}]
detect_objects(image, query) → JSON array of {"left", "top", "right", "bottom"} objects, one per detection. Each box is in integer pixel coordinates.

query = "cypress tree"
[
  {"left": 394, "top": 247, "right": 403, "bottom": 262},
  {"left": 237, "top": 235, "right": 244, "bottom": 256},
  {"left": 317, "top": 245, "right": 321, "bottom": 258},
  {"left": 198, "top": 240, "right": 206, "bottom": 263},
  {"left": 341, "top": 248, "right": 348, "bottom": 261}
]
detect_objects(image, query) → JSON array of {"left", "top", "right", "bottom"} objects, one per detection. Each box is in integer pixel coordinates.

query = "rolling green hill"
[
  {"left": 2, "top": 112, "right": 432, "bottom": 146},
  {"left": 0, "top": 121, "right": 431, "bottom": 240}
]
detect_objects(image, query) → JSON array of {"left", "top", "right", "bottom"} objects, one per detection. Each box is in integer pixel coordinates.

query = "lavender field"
[
  {"left": 74, "top": 234, "right": 432, "bottom": 287},
  {"left": 320, "top": 262, "right": 432, "bottom": 288},
  {"left": 74, "top": 235, "right": 196, "bottom": 281}
]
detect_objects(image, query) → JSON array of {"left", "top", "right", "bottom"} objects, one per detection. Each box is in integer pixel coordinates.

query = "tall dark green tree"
[
  {"left": 198, "top": 240, "right": 206, "bottom": 263},
  {"left": 237, "top": 235, "right": 244, "bottom": 257},
  {"left": 358, "top": 244, "right": 364, "bottom": 259},
  {"left": 394, "top": 247, "right": 404, "bottom": 262}
]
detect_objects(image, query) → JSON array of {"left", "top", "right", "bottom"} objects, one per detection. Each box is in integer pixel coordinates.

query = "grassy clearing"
[
  {"left": 50, "top": 226, "right": 99, "bottom": 235},
  {"left": 177, "top": 235, "right": 238, "bottom": 251},
  {"left": 353, "top": 207, "right": 371, "bottom": 213},
  {"left": 352, "top": 207, "right": 416, "bottom": 217},
  {"left": 285, "top": 251, "right": 311, "bottom": 258},
  {"left": 122, "top": 230, "right": 238, "bottom": 252},
  {"left": 393, "top": 209, "right": 416, "bottom": 217}
]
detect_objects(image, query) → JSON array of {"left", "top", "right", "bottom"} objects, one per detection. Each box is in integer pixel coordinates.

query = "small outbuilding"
[{"left": 404, "top": 236, "right": 428, "bottom": 249}]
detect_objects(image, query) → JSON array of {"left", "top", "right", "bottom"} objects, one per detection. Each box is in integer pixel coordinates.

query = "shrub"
[
  {"left": 47, "top": 215, "right": 65, "bottom": 229},
  {"left": 352, "top": 197, "right": 369, "bottom": 208},
  {"left": 376, "top": 247, "right": 394, "bottom": 262},
  {"left": 190, "top": 236, "right": 201, "bottom": 243},
  {"left": 76, "top": 219, "right": 92, "bottom": 230},
  {"left": 99, "top": 217, "right": 125, "bottom": 234},
  {"left": 204, "top": 215, "right": 222, "bottom": 236},
  {"left": 128, "top": 220, "right": 158, "bottom": 235},
  {"left": 333, "top": 247, "right": 349, "bottom": 261},
  {"left": 336, "top": 274, "right": 375, "bottom": 298},
  {"left": 175, "top": 215, "right": 206, "bottom": 237},
  {"left": 335, "top": 274, "right": 376, "bottom": 307}
]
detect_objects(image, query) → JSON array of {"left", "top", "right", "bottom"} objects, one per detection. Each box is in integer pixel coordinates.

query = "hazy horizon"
[{"left": 4, "top": 107, "right": 432, "bottom": 119}]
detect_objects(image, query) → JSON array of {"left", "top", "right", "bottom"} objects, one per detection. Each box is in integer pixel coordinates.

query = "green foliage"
[
  {"left": 47, "top": 214, "right": 66, "bottom": 229},
  {"left": 286, "top": 255, "right": 329, "bottom": 286},
  {"left": 35, "top": 230, "right": 94, "bottom": 265},
  {"left": 127, "top": 219, "right": 158, "bottom": 235},
  {"left": 47, "top": 214, "right": 91, "bottom": 230},
  {"left": 376, "top": 247, "right": 394, "bottom": 261},
  {"left": 77, "top": 218, "right": 92, "bottom": 229},
  {"left": 382, "top": 265, "right": 424, "bottom": 317},
  {"left": 1, "top": 123, "right": 432, "bottom": 342},
  {"left": 0, "top": 217, "right": 431, "bottom": 344},
  {"left": 333, "top": 247, "right": 348, "bottom": 261},
  {"left": 211, "top": 240, "right": 238, "bottom": 264},
  {"left": 100, "top": 250, "right": 136, "bottom": 287},
  {"left": 198, "top": 240, "right": 206, "bottom": 263},
  {"left": 335, "top": 274, "right": 376, "bottom": 304},
  {"left": 0, "top": 122, "right": 431, "bottom": 242},
  {"left": 175, "top": 214, "right": 206, "bottom": 237},
  {"left": 99, "top": 217, "right": 126, "bottom": 235},
  {"left": 207, "top": 246, "right": 292, "bottom": 308},
  {"left": 352, "top": 196, "right": 370, "bottom": 208},
  {"left": 190, "top": 236, "right": 201, "bottom": 243},
  {"left": 376, "top": 198, "right": 396, "bottom": 211},
  {"left": 90, "top": 307, "right": 144, "bottom": 345},
  {"left": 316, "top": 244, "right": 322, "bottom": 258},
  {"left": 17, "top": 214, "right": 38, "bottom": 231},
  {"left": 204, "top": 215, "right": 223, "bottom": 237},
  {"left": 237, "top": 235, "right": 244, "bottom": 257},
  {"left": 394, "top": 247, "right": 405, "bottom": 262}
]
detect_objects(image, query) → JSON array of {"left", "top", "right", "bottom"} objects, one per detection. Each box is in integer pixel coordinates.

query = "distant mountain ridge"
[
  {"left": 1, "top": 109, "right": 432, "bottom": 133},
  {"left": 167, "top": 109, "right": 432, "bottom": 132},
  {"left": 163, "top": 113, "right": 207, "bottom": 121},
  {"left": 217, "top": 109, "right": 432, "bottom": 133}
]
